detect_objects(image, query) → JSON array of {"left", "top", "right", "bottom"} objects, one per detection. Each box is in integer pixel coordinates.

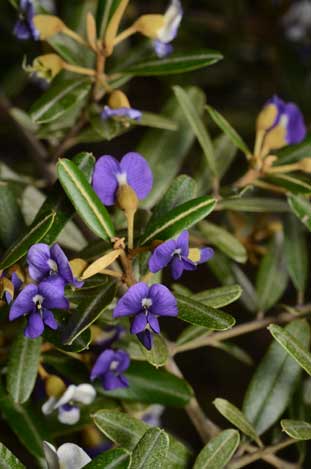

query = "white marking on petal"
[
  {"left": 142, "top": 298, "right": 153, "bottom": 309},
  {"left": 110, "top": 360, "right": 119, "bottom": 371},
  {"left": 32, "top": 294, "right": 44, "bottom": 305},
  {"left": 116, "top": 172, "right": 127, "bottom": 186},
  {"left": 280, "top": 114, "right": 289, "bottom": 129},
  {"left": 48, "top": 259, "right": 58, "bottom": 272},
  {"left": 172, "top": 248, "right": 182, "bottom": 258}
]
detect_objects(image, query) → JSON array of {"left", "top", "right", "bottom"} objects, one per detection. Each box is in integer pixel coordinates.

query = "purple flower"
[
  {"left": 113, "top": 283, "right": 178, "bottom": 350},
  {"left": 101, "top": 105, "right": 142, "bottom": 121},
  {"left": 90, "top": 349, "right": 130, "bottom": 390},
  {"left": 153, "top": 0, "right": 183, "bottom": 58},
  {"left": 148, "top": 231, "right": 214, "bottom": 280},
  {"left": 92, "top": 153, "right": 153, "bottom": 206},
  {"left": 260, "top": 95, "right": 306, "bottom": 145},
  {"left": 27, "top": 243, "right": 83, "bottom": 288},
  {"left": 13, "top": 0, "right": 40, "bottom": 40},
  {"left": 9, "top": 278, "right": 68, "bottom": 338}
]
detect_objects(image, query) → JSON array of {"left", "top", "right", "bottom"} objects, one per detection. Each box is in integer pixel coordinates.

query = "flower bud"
[
  {"left": 108, "top": 90, "right": 130, "bottom": 109},
  {"left": 82, "top": 425, "right": 103, "bottom": 448},
  {"left": 45, "top": 375, "right": 66, "bottom": 398},
  {"left": 117, "top": 184, "right": 138, "bottom": 213},
  {"left": 256, "top": 104, "right": 278, "bottom": 132},
  {"left": 134, "top": 15, "right": 165, "bottom": 39},
  {"left": 33, "top": 15, "right": 65, "bottom": 39},
  {"left": 25, "top": 54, "right": 63, "bottom": 81},
  {"left": 299, "top": 158, "right": 311, "bottom": 173}
]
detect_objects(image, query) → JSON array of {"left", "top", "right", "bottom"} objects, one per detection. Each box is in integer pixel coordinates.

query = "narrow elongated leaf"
[
  {"left": 138, "top": 87, "right": 205, "bottom": 207},
  {"left": 0, "top": 183, "right": 25, "bottom": 248},
  {"left": 81, "top": 250, "right": 122, "bottom": 279},
  {"left": 0, "top": 211, "right": 55, "bottom": 270},
  {"left": 176, "top": 294, "right": 235, "bottom": 330},
  {"left": 213, "top": 398, "right": 262, "bottom": 446},
  {"left": 193, "top": 285, "right": 242, "bottom": 308},
  {"left": 131, "top": 427, "right": 169, "bottom": 469},
  {"left": 268, "top": 324, "right": 311, "bottom": 376},
  {"left": 0, "top": 385, "right": 48, "bottom": 461},
  {"left": 140, "top": 196, "right": 216, "bottom": 245},
  {"left": 231, "top": 265, "right": 259, "bottom": 314},
  {"left": 150, "top": 175, "right": 197, "bottom": 223},
  {"left": 219, "top": 197, "right": 288, "bottom": 213},
  {"left": 284, "top": 215, "right": 308, "bottom": 293},
  {"left": 174, "top": 86, "right": 216, "bottom": 174},
  {"left": 288, "top": 194, "right": 311, "bottom": 231},
  {"left": 243, "top": 320, "right": 310, "bottom": 435},
  {"left": 193, "top": 429, "right": 240, "bottom": 469},
  {"left": 120, "top": 50, "right": 223, "bottom": 76},
  {"left": 199, "top": 221, "right": 247, "bottom": 263},
  {"left": 0, "top": 442, "right": 26, "bottom": 469},
  {"left": 206, "top": 105, "right": 250, "bottom": 155},
  {"left": 7, "top": 333, "right": 42, "bottom": 404},
  {"left": 275, "top": 135, "right": 311, "bottom": 165},
  {"left": 265, "top": 174, "right": 311, "bottom": 194},
  {"left": 85, "top": 448, "right": 131, "bottom": 469},
  {"left": 134, "top": 112, "right": 177, "bottom": 131},
  {"left": 33, "top": 152, "right": 95, "bottom": 246},
  {"left": 93, "top": 410, "right": 191, "bottom": 469},
  {"left": 62, "top": 279, "right": 116, "bottom": 344},
  {"left": 30, "top": 76, "right": 92, "bottom": 124},
  {"left": 255, "top": 235, "right": 288, "bottom": 312},
  {"left": 96, "top": 0, "right": 122, "bottom": 37},
  {"left": 281, "top": 419, "right": 311, "bottom": 440},
  {"left": 98, "top": 361, "right": 193, "bottom": 407},
  {"left": 57, "top": 159, "right": 115, "bottom": 240}
]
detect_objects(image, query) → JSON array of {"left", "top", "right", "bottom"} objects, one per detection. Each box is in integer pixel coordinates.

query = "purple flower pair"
[
  {"left": 9, "top": 243, "right": 82, "bottom": 339},
  {"left": 92, "top": 152, "right": 153, "bottom": 206},
  {"left": 149, "top": 231, "right": 214, "bottom": 280},
  {"left": 113, "top": 283, "right": 178, "bottom": 350},
  {"left": 13, "top": 0, "right": 39, "bottom": 40}
]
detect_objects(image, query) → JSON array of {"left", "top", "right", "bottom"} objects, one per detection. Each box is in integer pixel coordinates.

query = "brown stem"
[{"left": 229, "top": 439, "right": 296, "bottom": 469}]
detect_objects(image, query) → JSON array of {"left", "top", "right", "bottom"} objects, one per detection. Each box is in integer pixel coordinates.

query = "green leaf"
[
  {"left": 268, "top": 324, "right": 311, "bottom": 376},
  {"left": 131, "top": 427, "right": 169, "bottom": 469},
  {"left": 33, "top": 152, "right": 95, "bottom": 245},
  {"left": 255, "top": 235, "right": 288, "bottom": 312},
  {"left": 205, "top": 105, "right": 250, "bottom": 156},
  {"left": 140, "top": 196, "right": 216, "bottom": 245},
  {"left": 85, "top": 448, "right": 131, "bottom": 469},
  {"left": 48, "top": 33, "right": 94, "bottom": 67},
  {"left": 57, "top": 159, "right": 115, "bottom": 240},
  {"left": 173, "top": 86, "right": 216, "bottom": 174},
  {"left": 62, "top": 279, "right": 116, "bottom": 345},
  {"left": 193, "top": 285, "right": 242, "bottom": 308},
  {"left": 218, "top": 197, "right": 288, "bottom": 213},
  {"left": 288, "top": 195, "right": 311, "bottom": 231},
  {"left": 284, "top": 215, "right": 308, "bottom": 293},
  {"left": 138, "top": 87, "right": 206, "bottom": 208},
  {"left": 7, "top": 333, "right": 41, "bottom": 404},
  {"left": 134, "top": 112, "right": 178, "bottom": 131},
  {"left": 176, "top": 294, "right": 236, "bottom": 330},
  {"left": 125, "top": 334, "right": 169, "bottom": 368},
  {"left": 93, "top": 410, "right": 191, "bottom": 469},
  {"left": 0, "top": 183, "right": 25, "bottom": 248},
  {"left": 275, "top": 135, "right": 311, "bottom": 165},
  {"left": 213, "top": 342, "right": 253, "bottom": 367},
  {"left": 199, "top": 221, "right": 247, "bottom": 263},
  {"left": 98, "top": 361, "right": 193, "bottom": 407},
  {"left": 0, "top": 442, "right": 26, "bottom": 469},
  {"left": 193, "top": 429, "right": 240, "bottom": 469},
  {"left": 0, "top": 385, "right": 48, "bottom": 461},
  {"left": 231, "top": 265, "right": 259, "bottom": 314},
  {"left": 30, "top": 76, "right": 92, "bottom": 124},
  {"left": 45, "top": 324, "right": 92, "bottom": 353},
  {"left": 213, "top": 398, "right": 262, "bottom": 446},
  {"left": 119, "top": 50, "right": 223, "bottom": 76},
  {"left": 96, "top": 0, "right": 122, "bottom": 37},
  {"left": 243, "top": 320, "right": 310, "bottom": 435},
  {"left": 150, "top": 175, "right": 197, "bottom": 223},
  {"left": 281, "top": 419, "right": 311, "bottom": 440},
  {"left": 265, "top": 174, "right": 311, "bottom": 194},
  {"left": 0, "top": 211, "right": 55, "bottom": 270}
]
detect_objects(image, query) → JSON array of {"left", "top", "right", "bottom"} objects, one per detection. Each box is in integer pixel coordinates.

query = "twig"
[{"left": 229, "top": 439, "right": 296, "bottom": 469}]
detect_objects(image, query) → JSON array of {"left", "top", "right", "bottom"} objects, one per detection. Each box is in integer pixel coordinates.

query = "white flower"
[
  {"left": 43, "top": 441, "right": 91, "bottom": 469},
  {"left": 42, "top": 384, "right": 96, "bottom": 425},
  {"left": 157, "top": 0, "right": 183, "bottom": 43},
  {"left": 283, "top": 1, "right": 311, "bottom": 41}
]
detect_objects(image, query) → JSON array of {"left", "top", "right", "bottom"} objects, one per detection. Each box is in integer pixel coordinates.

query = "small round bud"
[
  {"left": 117, "top": 184, "right": 138, "bottom": 213},
  {"left": 108, "top": 90, "right": 130, "bottom": 109},
  {"left": 82, "top": 425, "right": 103, "bottom": 447},
  {"left": 134, "top": 15, "right": 165, "bottom": 39},
  {"left": 256, "top": 104, "right": 278, "bottom": 132},
  {"left": 45, "top": 375, "right": 66, "bottom": 398},
  {"left": 33, "top": 15, "right": 65, "bottom": 40}
]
